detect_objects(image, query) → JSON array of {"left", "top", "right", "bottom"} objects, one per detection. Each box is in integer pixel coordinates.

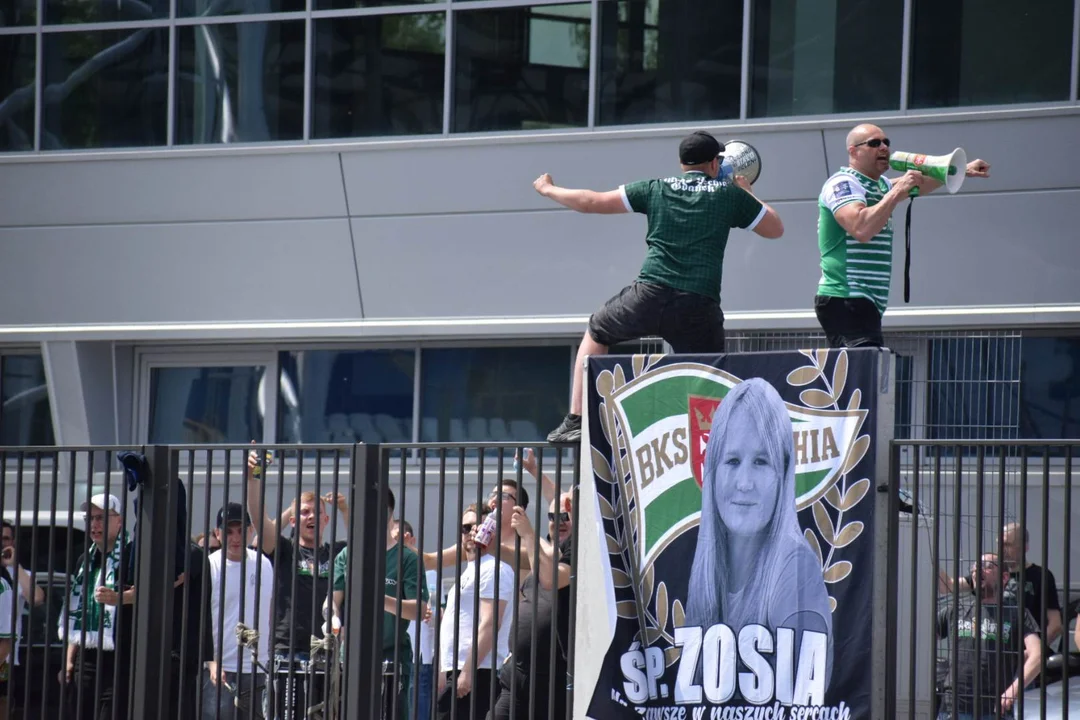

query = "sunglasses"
[
  {"left": 461, "top": 523, "right": 475, "bottom": 535},
  {"left": 854, "top": 138, "right": 890, "bottom": 149},
  {"left": 548, "top": 512, "right": 570, "bottom": 524},
  {"left": 489, "top": 491, "right": 516, "bottom": 504}
]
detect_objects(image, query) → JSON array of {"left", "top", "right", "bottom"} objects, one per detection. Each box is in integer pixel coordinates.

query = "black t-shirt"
[
  {"left": 173, "top": 542, "right": 213, "bottom": 672},
  {"left": 509, "top": 540, "right": 572, "bottom": 676},
  {"left": 937, "top": 595, "right": 1039, "bottom": 716},
  {"left": 1010, "top": 564, "right": 1060, "bottom": 644},
  {"left": 269, "top": 536, "right": 347, "bottom": 655}
]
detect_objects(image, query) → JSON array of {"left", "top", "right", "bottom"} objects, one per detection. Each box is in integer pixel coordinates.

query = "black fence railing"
[
  {"left": 886, "top": 440, "right": 1078, "bottom": 720},
  {"left": 0, "top": 443, "right": 580, "bottom": 720},
  {"left": 1, "top": 439, "right": 1075, "bottom": 720}
]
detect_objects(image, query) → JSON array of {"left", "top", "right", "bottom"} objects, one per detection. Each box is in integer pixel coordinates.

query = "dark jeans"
[
  {"left": 416, "top": 663, "right": 434, "bottom": 720},
  {"left": 436, "top": 669, "right": 493, "bottom": 720},
  {"left": 67, "top": 648, "right": 128, "bottom": 720},
  {"left": 490, "top": 661, "right": 567, "bottom": 720},
  {"left": 201, "top": 669, "right": 266, "bottom": 720},
  {"left": 589, "top": 282, "right": 725, "bottom": 353},
  {"left": 814, "top": 294, "right": 884, "bottom": 348}
]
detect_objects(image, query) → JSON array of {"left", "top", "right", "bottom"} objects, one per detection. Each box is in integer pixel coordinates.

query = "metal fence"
[
  {"left": 0, "top": 443, "right": 580, "bottom": 720},
  {"left": 886, "top": 440, "right": 1079, "bottom": 720}
]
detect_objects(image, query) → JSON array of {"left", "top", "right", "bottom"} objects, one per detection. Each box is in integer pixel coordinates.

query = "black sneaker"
[{"left": 547, "top": 414, "right": 582, "bottom": 443}]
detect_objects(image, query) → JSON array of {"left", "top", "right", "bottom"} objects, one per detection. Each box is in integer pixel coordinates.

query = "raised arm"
[
  {"left": 533, "top": 174, "right": 629, "bottom": 215},
  {"left": 832, "top": 171, "right": 920, "bottom": 243},
  {"left": 509, "top": 506, "right": 569, "bottom": 591},
  {"left": 246, "top": 448, "right": 279, "bottom": 555},
  {"left": 917, "top": 158, "right": 991, "bottom": 194},
  {"left": 732, "top": 176, "right": 784, "bottom": 239}
]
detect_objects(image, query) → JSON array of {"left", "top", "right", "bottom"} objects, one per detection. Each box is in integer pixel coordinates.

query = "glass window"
[
  {"left": 750, "top": 0, "right": 902, "bottom": 117},
  {"left": 0, "top": 0, "right": 34, "bottom": 26},
  {"left": 148, "top": 366, "right": 265, "bottom": 443},
  {"left": 1017, "top": 337, "right": 1080, "bottom": 442},
  {"left": 179, "top": 0, "right": 301, "bottom": 18},
  {"left": 277, "top": 350, "right": 415, "bottom": 444},
  {"left": 0, "top": 355, "right": 55, "bottom": 446},
  {"left": 45, "top": 0, "right": 167, "bottom": 24},
  {"left": 175, "top": 21, "right": 304, "bottom": 145},
  {"left": 312, "top": 13, "right": 445, "bottom": 139},
  {"left": 41, "top": 29, "right": 168, "bottom": 150},
  {"left": 317, "top": 0, "right": 437, "bottom": 9},
  {"left": 0, "top": 35, "right": 35, "bottom": 151},
  {"left": 419, "top": 347, "right": 569, "bottom": 443},
  {"left": 910, "top": 0, "right": 1072, "bottom": 109},
  {"left": 597, "top": 0, "right": 742, "bottom": 126},
  {"left": 894, "top": 353, "right": 912, "bottom": 440},
  {"left": 925, "top": 337, "right": 1021, "bottom": 443},
  {"left": 453, "top": 3, "right": 590, "bottom": 132}
]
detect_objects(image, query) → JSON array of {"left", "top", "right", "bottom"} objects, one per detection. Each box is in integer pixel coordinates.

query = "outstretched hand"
[
  {"left": 533, "top": 173, "right": 553, "bottom": 195},
  {"left": 966, "top": 159, "right": 991, "bottom": 178}
]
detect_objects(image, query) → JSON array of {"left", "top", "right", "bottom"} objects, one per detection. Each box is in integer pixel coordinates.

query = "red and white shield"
[{"left": 688, "top": 395, "right": 721, "bottom": 488}]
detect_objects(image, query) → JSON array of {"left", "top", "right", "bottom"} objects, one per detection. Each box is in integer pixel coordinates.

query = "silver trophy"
[{"left": 720, "top": 139, "right": 763, "bottom": 184}]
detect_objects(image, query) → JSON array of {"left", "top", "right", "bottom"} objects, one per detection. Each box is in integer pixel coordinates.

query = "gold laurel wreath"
[{"left": 592, "top": 350, "right": 872, "bottom": 668}]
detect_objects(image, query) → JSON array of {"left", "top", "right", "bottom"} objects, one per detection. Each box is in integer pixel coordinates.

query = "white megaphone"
[{"left": 889, "top": 147, "right": 967, "bottom": 196}]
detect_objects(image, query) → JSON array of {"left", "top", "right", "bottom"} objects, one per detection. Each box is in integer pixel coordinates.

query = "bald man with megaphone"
[{"left": 813, "top": 123, "right": 990, "bottom": 348}]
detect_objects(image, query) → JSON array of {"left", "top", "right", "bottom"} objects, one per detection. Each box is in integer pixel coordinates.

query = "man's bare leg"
[{"left": 547, "top": 331, "right": 609, "bottom": 443}]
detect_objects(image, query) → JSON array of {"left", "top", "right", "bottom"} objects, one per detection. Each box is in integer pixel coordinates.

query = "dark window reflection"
[
  {"left": 0, "top": 355, "right": 55, "bottom": 446},
  {"left": 312, "top": 13, "right": 445, "bottom": 139},
  {"left": 454, "top": 3, "right": 590, "bottom": 132},
  {"left": 1018, "top": 337, "right": 1080, "bottom": 441},
  {"left": 176, "top": 21, "right": 304, "bottom": 144},
  {"left": 277, "top": 350, "right": 415, "bottom": 444},
  {"left": 597, "top": 0, "right": 741, "bottom": 126},
  {"left": 42, "top": 29, "right": 168, "bottom": 150},
  {"left": 179, "top": 0, "right": 302, "bottom": 18},
  {"left": 317, "top": 0, "right": 436, "bottom": 9},
  {"left": 45, "top": 0, "right": 167, "bottom": 24},
  {"left": 0, "top": 0, "right": 35, "bottom": 26},
  {"left": 750, "top": 0, "right": 902, "bottom": 117},
  {"left": 0, "top": 34, "right": 35, "bottom": 151},
  {"left": 926, "top": 337, "right": 1020, "bottom": 444},
  {"left": 149, "top": 366, "right": 265, "bottom": 444},
  {"left": 910, "top": 0, "right": 1071, "bottom": 108},
  {"left": 419, "top": 347, "right": 569, "bottom": 443}
]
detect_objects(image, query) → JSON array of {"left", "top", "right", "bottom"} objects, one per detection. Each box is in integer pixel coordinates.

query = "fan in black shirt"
[
  {"left": 491, "top": 494, "right": 575, "bottom": 720},
  {"left": 1001, "top": 523, "right": 1063, "bottom": 650}
]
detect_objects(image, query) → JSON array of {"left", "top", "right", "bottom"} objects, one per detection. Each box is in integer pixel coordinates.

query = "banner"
[{"left": 583, "top": 349, "right": 884, "bottom": 720}]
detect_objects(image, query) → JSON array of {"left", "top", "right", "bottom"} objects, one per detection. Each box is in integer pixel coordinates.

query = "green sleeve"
[
  {"left": 401, "top": 550, "right": 422, "bottom": 602},
  {"left": 332, "top": 547, "right": 349, "bottom": 592},
  {"left": 731, "top": 186, "right": 765, "bottom": 229},
  {"left": 622, "top": 180, "right": 652, "bottom": 214}
]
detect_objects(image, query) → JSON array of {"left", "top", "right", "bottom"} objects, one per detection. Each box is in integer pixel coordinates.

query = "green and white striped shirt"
[{"left": 816, "top": 167, "right": 893, "bottom": 315}]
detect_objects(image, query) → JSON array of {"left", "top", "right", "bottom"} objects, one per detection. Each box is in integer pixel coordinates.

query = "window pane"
[
  {"left": 0, "top": 355, "right": 55, "bottom": 446},
  {"left": 179, "top": 0, "right": 301, "bottom": 18},
  {"left": 0, "top": 35, "right": 34, "bottom": 151},
  {"left": 926, "top": 337, "right": 1020, "bottom": 443},
  {"left": 894, "top": 353, "right": 913, "bottom": 440},
  {"left": 910, "top": 0, "right": 1072, "bottom": 108},
  {"left": 419, "top": 347, "right": 569, "bottom": 443},
  {"left": 278, "top": 350, "right": 415, "bottom": 444},
  {"left": 312, "top": 13, "right": 445, "bottom": 139},
  {"left": 0, "top": 0, "right": 34, "bottom": 26},
  {"left": 318, "top": 0, "right": 436, "bottom": 9},
  {"left": 1018, "top": 337, "right": 1080, "bottom": 441},
  {"left": 45, "top": 0, "right": 166, "bottom": 23},
  {"left": 42, "top": 29, "right": 168, "bottom": 150},
  {"left": 597, "top": 0, "right": 741, "bottom": 126},
  {"left": 148, "top": 366, "right": 265, "bottom": 443},
  {"left": 750, "top": 0, "right": 902, "bottom": 117},
  {"left": 453, "top": 4, "right": 590, "bottom": 132},
  {"left": 175, "top": 21, "right": 304, "bottom": 145}
]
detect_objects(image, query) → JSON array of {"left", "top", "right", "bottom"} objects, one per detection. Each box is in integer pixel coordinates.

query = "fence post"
[
  {"left": 344, "top": 443, "right": 387, "bottom": 720},
  {"left": 872, "top": 441, "right": 902, "bottom": 718},
  {"left": 131, "top": 445, "right": 179, "bottom": 720}
]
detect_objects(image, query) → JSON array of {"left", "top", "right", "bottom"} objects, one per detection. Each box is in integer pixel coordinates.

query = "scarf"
[{"left": 60, "top": 532, "right": 130, "bottom": 651}]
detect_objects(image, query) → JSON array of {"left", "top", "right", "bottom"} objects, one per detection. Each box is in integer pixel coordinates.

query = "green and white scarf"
[{"left": 60, "top": 532, "right": 129, "bottom": 651}]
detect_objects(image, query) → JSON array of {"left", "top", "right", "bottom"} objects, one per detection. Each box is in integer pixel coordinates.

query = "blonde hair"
[{"left": 685, "top": 378, "right": 805, "bottom": 630}]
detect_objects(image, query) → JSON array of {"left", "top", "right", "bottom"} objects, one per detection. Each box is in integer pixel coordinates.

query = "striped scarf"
[{"left": 60, "top": 532, "right": 129, "bottom": 651}]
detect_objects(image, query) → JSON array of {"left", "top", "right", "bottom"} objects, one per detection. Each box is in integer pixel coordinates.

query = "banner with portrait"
[{"left": 581, "top": 349, "right": 887, "bottom": 720}]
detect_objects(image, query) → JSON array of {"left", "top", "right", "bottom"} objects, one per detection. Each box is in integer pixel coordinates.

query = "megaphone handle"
[{"left": 904, "top": 198, "right": 914, "bottom": 304}]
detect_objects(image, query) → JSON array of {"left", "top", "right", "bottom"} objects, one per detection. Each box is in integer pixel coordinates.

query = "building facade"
[{"left": 0, "top": 0, "right": 1079, "bottom": 453}]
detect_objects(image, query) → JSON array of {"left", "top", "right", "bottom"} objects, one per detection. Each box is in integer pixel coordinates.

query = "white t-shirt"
[
  {"left": 406, "top": 569, "right": 438, "bottom": 665},
  {"left": 207, "top": 549, "right": 274, "bottom": 674},
  {"left": 438, "top": 555, "right": 515, "bottom": 673}
]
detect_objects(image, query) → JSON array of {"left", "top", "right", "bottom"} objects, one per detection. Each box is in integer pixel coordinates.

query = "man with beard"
[
  {"left": 490, "top": 492, "right": 574, "bottom": 720},
  {"left": 245, "top": 451, "right": 349, "bottom": 720},
  {"left": 936, "top": 553, "right": 1042, "bottom": 719}
]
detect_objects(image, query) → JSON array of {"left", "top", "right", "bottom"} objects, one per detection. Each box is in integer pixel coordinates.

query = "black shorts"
[
  {"left": 814, "top": 295, "right": 884, "bottom": 349},
  {"left": 588, "top": 282, "right": 725, "bottom": 353}
]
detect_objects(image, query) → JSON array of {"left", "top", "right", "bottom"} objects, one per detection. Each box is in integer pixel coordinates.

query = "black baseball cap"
[
  {"left": 679, "top": 131, "right": 725, "bottom": 165},
  {"left": 216, "top": 502, "right": 252, "bottom": 529}
]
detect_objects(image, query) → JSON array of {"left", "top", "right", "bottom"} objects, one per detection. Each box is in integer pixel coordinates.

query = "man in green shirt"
[
  {"left": 332, "top": 489, "right": 428, "bottom": 720},
  {"left": 534, "top": 130, "right": 785, "bottom": 443},
  {"left": 815, "top": 123, "right": 991, "bottom": 347}
]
